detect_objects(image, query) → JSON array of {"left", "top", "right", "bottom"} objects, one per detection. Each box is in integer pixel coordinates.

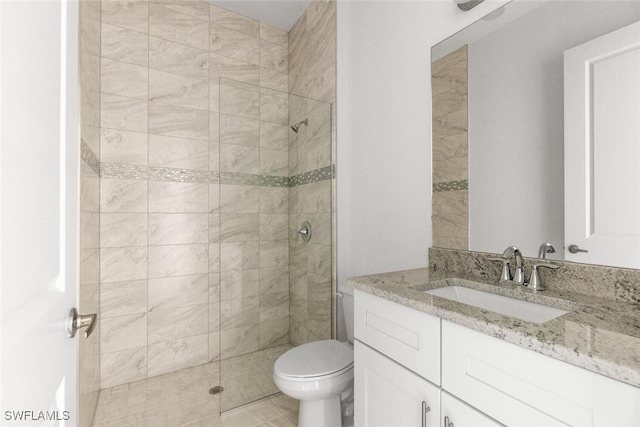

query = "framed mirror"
[{"left": 431, "top": 0, "right": 640, "bottom": 268}]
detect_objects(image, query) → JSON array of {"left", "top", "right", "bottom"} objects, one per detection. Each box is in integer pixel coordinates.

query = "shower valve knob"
[{"left": 298, "top": 222, "right": 312, "bottom": 242}]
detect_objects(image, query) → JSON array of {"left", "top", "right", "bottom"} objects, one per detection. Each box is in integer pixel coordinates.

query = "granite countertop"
[{"left": 347, "top": 267, "right": 640, "bottom": 388}]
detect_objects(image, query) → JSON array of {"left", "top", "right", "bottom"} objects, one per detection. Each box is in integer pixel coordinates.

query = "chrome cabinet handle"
[
  {"left": 67, "top": 308, "right": 97, "bottom": 339},
  {"left": 568, "top": 244, "right": 588, "bottom": 254},
  {"left": 444, "top": 416, "right": 454, "bottom": 427},
  {"left": 422, "top": 401, "right": 431, "bottom": 427}
]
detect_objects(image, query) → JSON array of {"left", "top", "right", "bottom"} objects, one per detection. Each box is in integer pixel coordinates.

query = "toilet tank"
[{"left": 337, "top": 290, "right": 354, "bottom": 344}]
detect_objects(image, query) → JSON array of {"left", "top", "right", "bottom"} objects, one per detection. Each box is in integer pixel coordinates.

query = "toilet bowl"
[{"left": 274, "top": 339, "right": 353, "bottom": 427}]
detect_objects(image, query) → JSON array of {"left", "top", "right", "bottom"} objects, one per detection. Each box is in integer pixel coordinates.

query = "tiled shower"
[{"left": 78, "top": 0, "right": 336, "bottom": 425}]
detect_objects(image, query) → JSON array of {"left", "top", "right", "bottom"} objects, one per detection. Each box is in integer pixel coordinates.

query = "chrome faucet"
[
  {"left": 502, "top": 246, "right": 525, "bottom": 285},
  {"left": 537, "top": 243, "right": 556, "bottom": 259}
]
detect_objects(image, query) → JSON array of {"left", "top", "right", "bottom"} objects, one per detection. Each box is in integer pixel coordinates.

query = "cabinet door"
[
  {"left": 441, "top": 392, "right": 502, "bottom": 427},
  {"left": 355, "top": 340, "right": 440, "bottom": 427}
]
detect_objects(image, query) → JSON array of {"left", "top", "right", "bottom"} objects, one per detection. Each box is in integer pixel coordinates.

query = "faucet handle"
[
  {"left": 528, "top": 263, "right": 560, "bottom": 292},
  {"left": 488, "top": 256, "right": 512, "bottom": 283}
]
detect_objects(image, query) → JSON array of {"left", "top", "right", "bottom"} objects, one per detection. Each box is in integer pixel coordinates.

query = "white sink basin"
[{"left": 425, "top": 286, "right": 569, "bottom": 323}]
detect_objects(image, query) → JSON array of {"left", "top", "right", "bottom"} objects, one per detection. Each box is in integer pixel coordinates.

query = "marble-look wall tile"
[
  {"left": 220, "top": 242, "right": 259, "bottom": 271},
  {"left": 209, "top": 332, "right": 221, "bottom": 362},
  {"left": 100, "top": 247, "right": 148, "bottom": 283},
  {"left": 432, "top": 190, "right": 468, "bottom": 216},
  {"left": 220, "top": 269, "right": 259, "bottom": 301},
  {"left": 260, "top": 149, "right": 288, "bottom": 177},
  {"left": 210, "top": 5, "right": 259, "bottom": 38},
  {"left": 101, "top": 313, "right": 147, "bottom": 353},
  {"left": 260, "top": 214, "right": 288, "bottom": 241},
  {"left": 101, "top": 0, "right": 149, "bottom": 34},
  {"left": 260, "top": 67, "right": 288, "bottom": 93},
  {"left": 209, "top": 214, "right": 220, "bottom": 243},
  {"left": 219, "top": 214, "right": 259, "bottom": 242},
  {"left": 298, "top": 180, "right": 331, "bottom": 213},
  {"left": 80, "top": 171, "right": 100, "bottom": 212},
  {"left": 260, "top": 23, "right": 288, "bottom": 47},
  {"left": 221, "top": 296, "right": 259, "bottom": 329},
  {"left": 220, "top": 144, "right": 259, "bottom": 174},
  {"left": 220, "top": 84, "right": 260, "bottom": 119},
  {"left": 100, "top": 213, "right": 148, "bottom": 247},
  {"left": 148, "top": 181, "right": 208, "bottom": 213},
  {"left": 433, "top": 133, "right": 468, "bottom": 162},
  {"left": 308, "top": 243, "right": 331, "bottom": 277},
  {"left": 209, "top": 273, "right": 220, "bottom": 302},
  {"left": 220, "top": 325, "right": 259, "bottom": 358},
  {"left": 260, "top": 187, "right": 288, "bottom": 214},
  {"left": 260, "top": 240, "right": 289, "bottom": 268},
  {"left": 149, "top": 101, "right": 209, "bottom": 141},
  {"left": 148, "top": 274, "right": 209, "bottom": 311},
  {"left": 100, "top": 128, "right": 148, "bottom": 165},
  {"left": 100, "top": 346, "right": 147, "bottom": 389},
  {"left": 209, "top": 243, "right": 221, "bottom": 272},
  {"left": 260, "top": 91, "right": 288, "bottom": 125},
  {"left": 80, "top": 249, "right": 100, "bottom": 285},
  {"left": 149, "top": 4, "right": 209, "bottom": 51},
  {"left": 101, "top": 280, "right": 148, "bottom": 318},
  {"left": 151, "top": 0, "right": 210, "bottom": 21},
  {"left": 209, "top": 184, "right": 220, "bottom": 213},
  {"left": 260, "top": 318, "right": 289, "bottom": 349},
  {"left": 210, "top": 24, "right": 259, "bottom": 65},
  {"left": 149, "top": 69, "right": 209, "bottom": 111},
  {"left": 102, "top": 23, "right": 149, "bottom": 67},
  {"left": 432, "top": 157, "right": 468, "bottom": 183},
  {"left": 148, "top": 213, "right": 208, "bottom": 245},
  {"left": 149, "top": 37, "right": 209, "bottom": 80},
  {"left": 210, "top": 53, "right": 260, "bottom": 86},
  {"left": 147, "top": 334, "right": 209, "bottom": 377},
  {"left": 220, "top": 114, "right": 259, "bottom": 147},
  {"left": 261, "top": 124, "right": 288, "bottom": 153},
  {"left": 101, "top": 178, "right": 148, "bottom": 213},
  {"left": 101, "top": 93, "right": 148, "bottom": 133},
  {"left": 148, "top": 244, "right": 209, "bottom": 278},
  {"left": 101, "top": 58, "right": 148, "bottom": 100},
  {"left": 259, "top": 292, "right": 288, "bottom": 321},
  {"left": 148, "top": 304, "right": 208, "bottom": 344},
  {"left": 260, "top": 40, "right": 288, "bottom": 73},
  {"left": 260, "top": 266, "right": 289, "bottom": 295},
  {"left": 219, "top": 185, "right": 259, "bottom": 213},
  {"left": 82, "top": 90, "right": 101, "bottom": 131},
  {"left": 148, "top": 134, "right": 209, "bottom": 170},
  {"left": 80, "top": 212, "right": 100, "bottom": 250}
]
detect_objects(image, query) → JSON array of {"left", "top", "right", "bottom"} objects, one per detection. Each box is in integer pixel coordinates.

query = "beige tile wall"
[
  {"left": 288, "top": 0, "right": 336, "bottom": 345},
  {"left": 97, "top": 0, "right": 292, "bottom": 389},
  {"left": 79, "top": 0, "right": 102, "bottom": 425},
  {"left": 431, "top": 46, "right": 469, "bottom": 250}
]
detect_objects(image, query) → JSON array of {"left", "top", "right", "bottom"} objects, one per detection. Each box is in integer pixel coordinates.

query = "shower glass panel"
[{"left": 217, "top": 79, "right": 333, "bottom": 412}]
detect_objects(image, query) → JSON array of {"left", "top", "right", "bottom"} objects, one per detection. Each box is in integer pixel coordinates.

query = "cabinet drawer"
[
  {"left": 442, "top": 321, "right": 640, "bottom": 427},
  {"left": 354, "top": 290, "right": 440, "bottom": 384}
]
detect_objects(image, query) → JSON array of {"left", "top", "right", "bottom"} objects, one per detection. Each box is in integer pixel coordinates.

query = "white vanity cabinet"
[
  {"left": 355, "top": 341, "right": 441, "bottom": 427},
  {"left": 354, "top": 290, "right": 640, "bottom": 427}
]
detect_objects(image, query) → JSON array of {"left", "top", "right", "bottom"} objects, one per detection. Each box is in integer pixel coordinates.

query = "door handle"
[
  {"left": 67, "top": 308, "right": 97, "bottom": 339},
  {"left": 422, "top": 401, "right": 431, "bottom": 427},
  {"left": 568, "top": 244, "right": 588, "bottom": 254}
]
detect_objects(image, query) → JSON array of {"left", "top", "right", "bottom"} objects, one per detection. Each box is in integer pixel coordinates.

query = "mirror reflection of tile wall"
[{"left": 431, "top": 46, "right": 469, "bottom": 250}]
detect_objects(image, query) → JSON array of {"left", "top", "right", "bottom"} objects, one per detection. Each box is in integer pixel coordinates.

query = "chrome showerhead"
[{"left": 290, "top": 118, "right": 309, "bottom": 133}]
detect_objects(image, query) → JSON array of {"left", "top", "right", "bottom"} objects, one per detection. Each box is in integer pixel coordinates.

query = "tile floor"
[
  {"left": 221, "top": 344, "right": 292, "bottom": 412},
  {"left": 92, "top": 358, "right": 298, "bottom": 427}
]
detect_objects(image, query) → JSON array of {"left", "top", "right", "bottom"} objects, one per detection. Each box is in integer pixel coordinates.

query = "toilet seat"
[{"left": 274, "top": 340, "right": 353, "bottom": 380}]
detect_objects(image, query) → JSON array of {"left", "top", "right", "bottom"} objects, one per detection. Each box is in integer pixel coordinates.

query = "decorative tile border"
[
  {"left": 433, "top": 179, "right": 468, "bottom": 192},
  {"left": 82, "top": 144, "right": 335, "bottom": 188},
  {"left": 81, "top": 139, "right": 100, "bottom": 176},
  {"left": 289, "top": 165, "right": 335, "bottom": 187}
]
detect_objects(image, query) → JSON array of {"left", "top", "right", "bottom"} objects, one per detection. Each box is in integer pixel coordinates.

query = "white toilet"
[{"left": 273, "top": 293, "right": 354, "bottom": 427}]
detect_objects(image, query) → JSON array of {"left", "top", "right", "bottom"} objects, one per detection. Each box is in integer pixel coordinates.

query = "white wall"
[
  {"left": 336, "top": 0, "right": 510, "bottom": 291},
  {"left": 468, "top": 1, "right": 640, "bottom": 259}
]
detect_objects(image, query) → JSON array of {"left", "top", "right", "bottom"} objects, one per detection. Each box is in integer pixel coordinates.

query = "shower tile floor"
[{"left": 92, "top": 345, "right": 297, "bottom": 427}]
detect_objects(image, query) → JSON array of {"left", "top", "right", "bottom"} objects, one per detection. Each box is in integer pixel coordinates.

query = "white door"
[
  {"left": 1, "top": 1, "right": 79, "bottom": 425},
  {"left": 564, "top": 20, "right": 640, "bottom": 268},
  {"left": 354, "top": 340, "right": 440, "bottom": 427}
]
